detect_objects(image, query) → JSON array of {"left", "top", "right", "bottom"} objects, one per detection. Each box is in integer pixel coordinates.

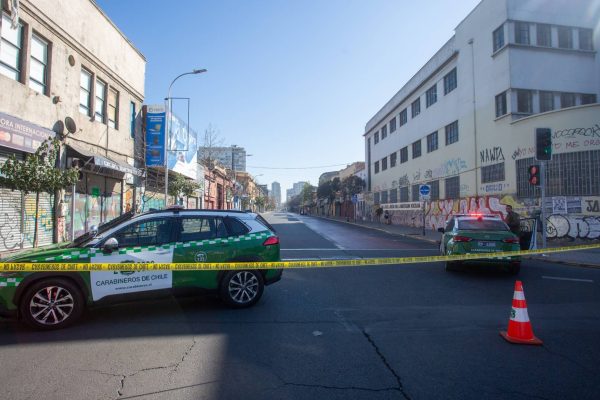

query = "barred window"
[
  {"left": 495, "top": 92, "right": 507, "bottom": 117},
  {"left": 517, "top": 89, "right": 533, "bottom": 114},
  {"left": 374, "top": 192, "right": 380, "bottom": 205},
  {"left": 411, "top": 184, "right": 420, "bottom": 202},
  {"left": 493, "top": 25, "right": 504, "bottom": 52},
  {"left": 412, "top": 140, "right": 422, "bottom": 158},
  {"left": 540, "top": 91, "right": 554, "bottom": 112},
  {"left": 515, "top": 22, "right": 530, "bottom": 45},
  {"left": 427, "top": 131, "right": 438, "bottom": 153},
  {"left": 579, "top": 28, "right": 593, "bottom": 50},
  {"left": 558, "top": 26, "right": 572, "bottom": 49},
  {"left": 399, "top": 109, "right": 407, "bottom": 126},
  {"left": 444, "top": 68, "right": 457, "bottom": 94},
  {"left": 381, "top": 157, "right": 388, "bottom": 171},
  {"left": 399, "top": 186, "right": 409, "bottom": 202},
  {"left": 581, "top": 94, "right": 597, "bottom": 105},
  {"left": 389, "top": 117, "right": 397, "bottom": 133},
  {"left": 381, "top": 125, "right": 388, "bottom": 140},
  {"left": 374, "top": 161, "right": 379, "bottom": 174},
  {"left": 445, "top": 176, "right": 460, "bottom": 199},
  {"left": 400, "top": 147, "right": 408, "bottom": 163},
  {"left": 374, "top": 131, "right": 379, "bottom": 144},
  {"left": 561, "top": 92, "right": 576, "bottom": 108},
  {"left": 481, "top": 162, "right": 505, "bottom": 183},
  {"left": 537, "top": 24, "right": 551, "bottom": 47},
  {"left": 426, "top": 84, "right": 437, "bottom": 107},
  {"left": 389, "top": 188, "right": 398, "bottom": 203},
  {"left": 427, "top": 180, "right": 440, "bottom": 201},
  {"left": 411, "top": 98, "right": 421, "bottom": 118},
  {"left": 516, "top": 151, "right": 600, "bottom": 197},
  {"left": 445, "top": 121, "right": 459, "bottom": 145},
  {"left": 390, "top": 152, "right": 397, "bottom": 168}
]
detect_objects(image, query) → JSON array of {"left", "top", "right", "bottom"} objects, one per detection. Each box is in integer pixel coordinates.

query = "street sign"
[
  {"left": 351, "top": 194, "right": 358, "bottom": 204},
  {"left": 419, "top": 184, "right": 431, "bottom": 202}
]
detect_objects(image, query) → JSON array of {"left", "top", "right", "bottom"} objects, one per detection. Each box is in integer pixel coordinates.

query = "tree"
[
  {"left": 340, "top": 176, "right": 365, "bottom": 198},
  {"left": 168, "top": 174, "right": 200, "bottom": 205},
  {"left": 254, "top": 196, "right": 266, "bottom": 212},
  {"left": 198, "top": 124, "right": 225, "bottom": 207},
  {"left": 0, "top": 138, "right": 79, "bottom": 247}
]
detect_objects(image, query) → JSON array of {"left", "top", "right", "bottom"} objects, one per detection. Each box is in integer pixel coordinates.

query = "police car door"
[{"left": 89, "top": 218, "right": 176, "bottom": 301}]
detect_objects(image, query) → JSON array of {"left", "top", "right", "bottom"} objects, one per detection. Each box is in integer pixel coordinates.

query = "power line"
[{"left": 247, "top": 163, "right": 352, "bottom": 170}]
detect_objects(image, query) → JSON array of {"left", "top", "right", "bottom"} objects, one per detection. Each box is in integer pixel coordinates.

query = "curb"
[
  {"left": 311, "top": 215, "right": 440, "bottom": 245},
  {"left": 527, "top": 255, "right": 600, "bottom": 270}
]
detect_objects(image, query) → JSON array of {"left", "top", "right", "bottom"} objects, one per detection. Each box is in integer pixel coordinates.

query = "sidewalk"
[{"left": 312, "top": 214, "right": 600, "bottom": 269}]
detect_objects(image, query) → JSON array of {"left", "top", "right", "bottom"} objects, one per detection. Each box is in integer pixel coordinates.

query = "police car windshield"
[
  {"left": 68, "top": 211, "right": 136, "bottom": 247},
  {"left": 458, "top": 219, "right": 508, "bottom": 231}
]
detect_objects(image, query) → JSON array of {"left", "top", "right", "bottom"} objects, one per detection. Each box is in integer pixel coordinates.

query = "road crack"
[{"left": 362, "top": 329, "right": 411, "bottom": 399}]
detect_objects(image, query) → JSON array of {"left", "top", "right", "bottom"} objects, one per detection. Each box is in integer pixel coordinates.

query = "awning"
[{"left": 66, "top": 143, "right": 144, "bottom": 177}]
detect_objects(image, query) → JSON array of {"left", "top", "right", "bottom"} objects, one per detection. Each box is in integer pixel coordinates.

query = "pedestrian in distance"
[
  {"left": 505, "top": 205, "right": 521, "bottom": 237},
  {"left": 384, "top": 210, "right": 391, "bottom": 225}
]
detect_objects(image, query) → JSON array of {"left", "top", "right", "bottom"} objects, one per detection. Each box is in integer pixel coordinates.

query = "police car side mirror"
[
  {"left": 103, "top": 237, "right": 119, "bottom": 253},
  {"left": 437, "top": 228, "right": 445, "bottom": 233}
]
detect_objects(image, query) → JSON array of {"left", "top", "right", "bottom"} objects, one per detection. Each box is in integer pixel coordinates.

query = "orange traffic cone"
[{"left": 500, "top": 281, "right": 543, "bottom": 345}]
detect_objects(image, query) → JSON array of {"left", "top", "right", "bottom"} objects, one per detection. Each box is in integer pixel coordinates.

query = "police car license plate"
[{"left": 478, "top": 241, "right": 496, "bottom": 248}]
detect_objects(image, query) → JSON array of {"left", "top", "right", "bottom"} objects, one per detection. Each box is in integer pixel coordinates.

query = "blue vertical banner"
[{"left": 145, "top": 104, "right": 166, "bottom": 166}]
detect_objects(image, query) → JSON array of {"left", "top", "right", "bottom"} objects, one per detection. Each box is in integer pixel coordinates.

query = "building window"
[
  {"left": 579, "top": 28, "right": 593, "bottom": 50},
  {"left": 130, "top": 102, "right": 136, "bottom": 138},
  {"left": 374, "top": 192, "right": 380, "bottom": 205},
  {"left": 399, "top": 186, "right": 409, "bottom": 202},
  {"left": 108, "top": 87, "right": 119, "bottom": 129},
  {"left": 389, "top": 188, "right": 398, "bottom": 203},
  {"left": 95, "top": 79, "right": 107, "bottom": 122},
  {"left": 481, "top": 162, "right": 505, "bottom": 183},
  {"left": 427, "top": 131, "right": 438, "bottom": 153},
  {"left": 581, "top": 94, "right": 597, "bottom": 105},
  {"left": 411, "top": 98, "right": 421, "bottom": 118},
  {"left": 381, "top": 157, "right": 388, "bottom": 171},
  {"left": 400, "top": 146, "right": 408, "bottom": 163},
  {"left": 445, "top": 121, "right": 459, "bottom": 145},
  {"left": 560, "top": 92, "right": 576, "bottom": 108},
  {"left": 427, "top": 180, "right": 440, "bottom": 201},
  {"left": 374, "top": 131, "right": 379, "bottom": 144},
  {"left": 381, "top": 125, "right": 388, "bottom": 140},
  {"left": 558, "top": 26, "right": 572, "bottom": 49},
  {"left": 412, "top": 140, "right": 421, "bottom": 159},
  {"left": 411, "top": 184, "right": 420, "bottom": 202},
  {"left": 0, "top": 13, "right": 23, "bottom": 82},
  {"left": 495, "top": 92, "right": 507, "bottom": 117},
  {"left": 540, "top": 91, "right": 555, "bottom": 112},
  {"left": 426, "top": 84, "right": 437, "bottom": 107},
  {"left": 537, "top": 24, "right": 551, "bottom": 47},
  {"left": 493, "top": 25, "right": 504, "bottom": 52},
  {"left": 390, "top": 152, "right": 397, "bottom": 168},
  {"left": 389, "top": 117, "right": 397, "bottom": 133},
  {"left": 79, "top": 68, "right": 92, "bottom": 116},
  {"left": 445, "top": 176, "right": 460, "bottom": 199},
  {"left": 399, "top": 108, "right": 407, "bottom": 126},
  {"left": 516, "top": 89, "right": 533, "bottom": 114},
  {"left": 29, "top": 33, "right": 49, "bottom": 94},
  {"left": 374, "top": 161, "right": 379, "bottom": 174},
  {"left": 515, "top": 22, "right": 530, "bottom": 45},
  {"left": 444, "top": 68, "right": 457, "bottom": 95},
  {"left": 381, "top": 190, "right": 388, "bottom": 204}
]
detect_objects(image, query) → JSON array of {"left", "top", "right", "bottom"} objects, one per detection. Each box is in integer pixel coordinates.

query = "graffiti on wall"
[
  {"left": 0, "top": 193, "right": 22, "bottom": 250},
  {"left": 547, "top": 215, "right": 600, "bottom": 239},
  {"left": 480, "top": 147, "right": 505, "bottom": 164}
]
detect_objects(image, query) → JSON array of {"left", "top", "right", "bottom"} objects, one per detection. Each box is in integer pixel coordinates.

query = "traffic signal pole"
[{"left": 540, "top": 161, "right": 547, "bottom": 249}]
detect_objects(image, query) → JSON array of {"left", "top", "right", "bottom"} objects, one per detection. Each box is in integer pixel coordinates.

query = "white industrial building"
[{"left": 364, "top": 0, "right": 600, "bottom": 239}]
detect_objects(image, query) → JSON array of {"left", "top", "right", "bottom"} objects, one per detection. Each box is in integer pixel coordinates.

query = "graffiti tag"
[{"left": 480, "top": 147, "right": 505, "bottom": 164}]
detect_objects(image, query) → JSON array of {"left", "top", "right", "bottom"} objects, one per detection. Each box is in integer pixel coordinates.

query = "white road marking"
[{"left": 542, "top": 276, "right": 594, "bottom": 283}]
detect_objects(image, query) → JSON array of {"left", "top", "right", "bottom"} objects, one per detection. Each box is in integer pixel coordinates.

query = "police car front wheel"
[
  {"left": 220, "top": 271, "right": 264, "bottom": 308},
  {"left": 20, "top": 278, "right": 84, "bottom": 330}
]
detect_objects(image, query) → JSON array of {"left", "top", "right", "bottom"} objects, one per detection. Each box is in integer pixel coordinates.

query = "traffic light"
[
  {"left": 528, "top": 165, "right": 540, "bottom": 186},
  {"left": 536, "top": 128, "right": 552, "bottom": 161}
]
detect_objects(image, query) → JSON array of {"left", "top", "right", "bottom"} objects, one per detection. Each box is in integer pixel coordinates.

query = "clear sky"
[{"left": 95, "top": 0, "right": 481, "bottom": 202}]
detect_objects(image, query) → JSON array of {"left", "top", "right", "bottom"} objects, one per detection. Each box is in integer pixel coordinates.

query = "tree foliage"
[
  {"left": 168, "top": 174, "right": 200, "bottom": 199},
  {"left": 340, "top": 175, "right": 365, "bottom": 198}
]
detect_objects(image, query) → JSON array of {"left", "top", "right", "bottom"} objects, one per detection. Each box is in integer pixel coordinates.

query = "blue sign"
[
  {"left": 351, "top": 194, "right": 358, "bottom": 204},
  {"left": 145, "top": 105, "right": 166, "bottom": 166},
  {"left": 419, "top": 185, "right": 431, "bottom": 196}
]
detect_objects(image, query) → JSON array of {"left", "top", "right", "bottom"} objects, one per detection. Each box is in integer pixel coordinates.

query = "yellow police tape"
[{"left": 1, "top": 243, "right": 599, "bottom": 272}]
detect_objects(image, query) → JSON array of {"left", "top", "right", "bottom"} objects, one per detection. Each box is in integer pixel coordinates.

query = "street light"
[{"left": 164, "top": 68, "right": 207, "bottom": 207}]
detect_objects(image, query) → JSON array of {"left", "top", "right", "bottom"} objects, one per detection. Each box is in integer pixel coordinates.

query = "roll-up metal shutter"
[
  {"left": 0, "top": 188, "right": 24, "bottom": 252},
  {"left": 23, "top": 192, "right": 54, "bottom": 248}
]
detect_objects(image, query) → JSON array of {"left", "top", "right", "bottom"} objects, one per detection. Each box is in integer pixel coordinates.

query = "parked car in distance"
[
  {"left": 438, "top": 214, "right": 521, "bottom": 274},
  {"left": 0, "top": 209, "right": 281, "bottom": 330}
]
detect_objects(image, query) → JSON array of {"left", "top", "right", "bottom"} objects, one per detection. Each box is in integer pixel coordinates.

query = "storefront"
[{"left": 64, "top": 142, "right": 143, "bottom": 239}]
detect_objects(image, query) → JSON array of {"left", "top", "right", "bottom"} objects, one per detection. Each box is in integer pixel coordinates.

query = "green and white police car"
[{"left": 0, "top": 208, "right": 282, "bottom": 330}]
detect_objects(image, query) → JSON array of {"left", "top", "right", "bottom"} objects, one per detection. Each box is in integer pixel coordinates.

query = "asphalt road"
[{"left": 1, "top": 212, "right": 599, "bottom": 400}]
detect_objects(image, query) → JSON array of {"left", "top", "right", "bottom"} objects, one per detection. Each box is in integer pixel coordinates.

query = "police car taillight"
[
  {"left": 502, "top": 237, "right": 520, "bottom": 243},
  {"left": 453, "top": 235, "right": 473, "bottom": 242},
  {"left": 263, "top": 236, "right": 280, "bottom": 246}
]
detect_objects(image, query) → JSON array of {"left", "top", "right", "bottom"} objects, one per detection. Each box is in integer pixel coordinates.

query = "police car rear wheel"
[
  {"left": 220, "top": 271, "right": 264, "bottom": 308},
  {"left": 20, "top": 278, "right": 84, "bottom": 330}
]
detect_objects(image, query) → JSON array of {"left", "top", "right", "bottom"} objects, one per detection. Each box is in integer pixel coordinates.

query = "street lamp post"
[{"left": 164, "top": 68, "right": 207, "bottom": 208}]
